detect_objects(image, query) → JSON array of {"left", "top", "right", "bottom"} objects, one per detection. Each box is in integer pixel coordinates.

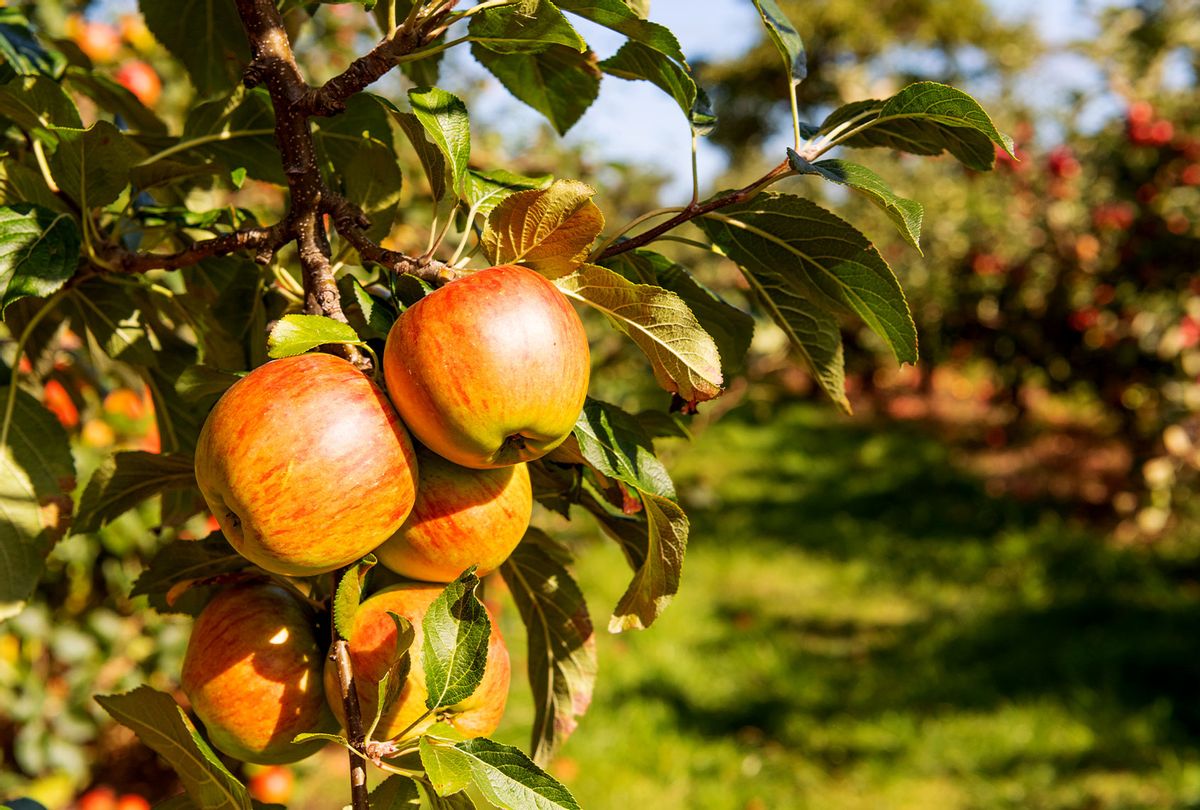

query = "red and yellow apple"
[
  {"left": 325, "top": 583, "right": 510, "bottom": 740},
  {"left": 374, "top": 448, "right": 532, "bottom": 582},
  {"left": 181, "top": 583, "right": 337, "bottom": 764},
  {"left": 382, "top": 265, "right": 590, "bottom": 469},
  {"left": 114, "top": 60, "right": 161, "bottom": 107},
  {"left": 194, "top": 353, "right": 419, "bottom": 576}
]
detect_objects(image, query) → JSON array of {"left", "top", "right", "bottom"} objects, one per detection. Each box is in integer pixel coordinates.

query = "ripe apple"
[
  {"left": 66, "top": 16, "right": 122, "bottom": 64},
  {"left": 194, "top": 353, "right": 419, "bottom": 576},
  {"left": 78, "top": 787, "right": 117, "bottom": 810},
  {"left": 324, "top": 583, "right": 510, "bottom": 740},
  {"left": 382, "top": 265, "right": 590, "bottom": 469},
  {"left": 374, "top": 448, "right": 532, "bottom": 582},
  {"left": 181, "top": 583, "right": 337, "bottom": 764},
  {"left": 247, "top": 765, "right": 294, "bottom": 804},
  {"left": 114, "top": 60, "right": 161, "bottom": 107}
]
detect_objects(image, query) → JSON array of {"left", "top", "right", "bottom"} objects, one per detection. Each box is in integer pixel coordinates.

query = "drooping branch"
[
  {"left": 101, "top": 224, "right": 289, "bottom": 273},
  {"left": 324, "top": 193, "right": 460, "bottom": 284}
]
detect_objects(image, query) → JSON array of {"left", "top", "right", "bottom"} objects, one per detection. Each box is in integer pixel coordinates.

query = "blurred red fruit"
[
  {"left": 1180, "top": 317, "right": 1200, "bottom": 349},
  {"left": 1069, "top": 308, "right": 1100, "bottom": 332},
  {"left": 114, "top": 60, "right": 161, "bottom": 107},
  {"left": 116, "top": 796, "right": 150, "bottom": 810},
  {"left": 971, "top": 253, "right": 1005, "bottom": 276},
  {"left": 104, "top": 388, "right": 146, "bottom": 421},
  {"left": 248, "top": 765, "right": 294, "bottom": 804},
  {"left": 77, "top": 787, "right": 117, "bottom": 810},
  {"left": 1128, "top": 101, "right": 1154, "bottom": 125},
  {"left": 1149, "top": 120, "right": 1174, "bottom": 145},
  {"left": 1181, "top": 164, "right": 1200, "bottom": 186},
  {"left": 42, "top": 379, "right": 79, "bottom": 428},
  {"left": 68, "top": 16, "right": 121, "bottom": 63},
  {"left": 1047, "top": 146, "right": 1081, "bottom": 179}
]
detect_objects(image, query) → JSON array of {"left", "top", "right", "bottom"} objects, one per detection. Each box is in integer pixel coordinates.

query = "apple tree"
[{"left": 0, "top": 1, "right": 1012, "bottom": 807}]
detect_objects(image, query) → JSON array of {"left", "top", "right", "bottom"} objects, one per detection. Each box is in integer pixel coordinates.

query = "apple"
[
  {"left": 78, "top": 787, "right": 117, "bottom": 810},
  {"left": 194, "top": 353, "right": 419, "bottom": 576},
  {"left": 248, "top": 765, "right": 294, "bottom": 804},
  {"left": 374, "top": 448, "right": 532, "bottom": 582},
  {"left": 324, "top": 583, "right": 510, "bottom": 740},
  {"left": 382, "top": 265, "right": 590, "bottom": 469},
  {"left": 115, "top": 796, "right": 150, "bottom": 810},
  {"left": 181, "top": 582, "right": 337, "bottom": 765},
  {"left": 114, "top": 60, "right": 161, "bottom": 107},
  {"left": 66, "top": 16, "right": 122, "bottom": 64}
]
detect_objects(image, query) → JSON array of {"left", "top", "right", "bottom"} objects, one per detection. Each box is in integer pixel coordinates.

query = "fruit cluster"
[{"left": 181, "top": 266, "right": 590, "bottom": 763}]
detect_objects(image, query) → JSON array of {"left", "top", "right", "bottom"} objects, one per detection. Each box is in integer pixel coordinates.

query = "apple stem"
[{"left": 330, "top": 599, "right": 372, "bottom": 810}]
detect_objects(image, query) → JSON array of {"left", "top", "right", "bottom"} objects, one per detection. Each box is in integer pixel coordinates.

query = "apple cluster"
[{"left": 180, "top": 266, "right": 591, "bottom": 763}]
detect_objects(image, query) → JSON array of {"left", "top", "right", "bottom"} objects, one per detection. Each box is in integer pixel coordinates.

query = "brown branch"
[
  {"left": 301, "top": 2, "right": 459, "bottom": 117},
  {"left": 597, "top": 160, "right": 794, "bottom": 261},
  {"left": 324, "top": 193, "right": 461, "bottom": 285},
  {"left": 100, "top": 224, "right": 289, "bottom": 273},
  {"left": 330, "top": 630, "right": 371, "bottom": 810}
]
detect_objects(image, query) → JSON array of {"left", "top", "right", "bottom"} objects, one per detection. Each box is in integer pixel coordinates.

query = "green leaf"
[
  {"left": 338, "top": 275, "right": 395, "bottom": 341},
  {"left": 573, "top": 398, "right": 674, "bottom": 499},
  {"left": 481, "top": 180, "right": 603, "bottom": 278},
  {"left": 752, "top": 0, "right": 806, "bottom": 84},
  {"left": 74, "top": 452, "right": 197, "bottom": 534},
  {"left": 469, "top": 0, "right": 586, "bottom": 54},
  {"left": 426, "top": 737, "right": 582, "bottom": 810},
  {"left": 556, "top": 263, "right": 724, "bottom": 405},
  {"left": 131, "top": 535, "right": 248, "bottom": 615},
  {"left": 407, "top": 87, "right": 470, "bottom": 198},
  {"left": 0, "top": 8, "right": 66, "bottom": 78},
  {"left": 0, "top": 204, "right": 80, "bottom": 314},
  {"left": 556, "top": 0, "right": 685, "bottom": 62},
  {"left": 174, "top": 365, "right": 243, "bottom": 405},
  {"left": 139, "top": 0, "right": 250, "bottom": 96},
  {"left": 610, "top": 490, "right": 687, "bottom": 632},
  {"left": 394, "top": 110, "right": 450, "bottom": 203},
  {"left": 499, "top": 530, "right": 596, "bottom": 765},
  {"left": 821, "top": 81, "right": 1015, "bottom": 171},
  {"left": 333, "top": 555, "right": 376, "bottom": 642},
  {"left": 419, "top": 737, "right": 473, "bottom": 797},
  {"left": 65, "top": 68, "right": 168, "bottom": 136},
  {"left": 182, "top": 88, "right": 282, "bottom": 185},
  {"left": 604, "top": 249, "right": 754, "bottom": 375},
  {"left": 267, "top": 314, "right": 361, "bottom": 358},
  {"left": 369, "top": 610, "right": 415, "bottom": 739},
  {"left": 0, "top": 76, "right": 82, "bottom": 139},
  {"left": 422, "top": 569, "right": 491, "bottom": 711},
  {"left": 314, "top": 93, "right": 402, "bottom": 241},
  {"left": 472, "top": 43, "right": 601, "bottom": 136},
  {"left": 600, "top": 40, "right": 695, "bottom": 115},
  {"left": 179, "top": 255, "right": 266, "bottom": 371},
  {"left": 369, "top": 775, "right": 421, "bottom": 809},
  {"left": 0, "top": 386, "right": 74, "bottom": 621},
  {"left": 96, "top": 686, "right": 252, "bottom": 810},
  {"left": 0, "top": 159, "right": 70, "bottom": 213},
  {"left": 788, "top": 150, "right": 924, "bottom": 252},
  {"left": 47, "top": 121, "right": 136, "bottom": 208},
  {"left": 68, "top": 283, "right": 159, "bottom": 367},
  {"left": 465, "top": 168, "right": 554, "bottom": 219},
  {"left": 695, "top": 192, "right": 915, "bottom": 385}
]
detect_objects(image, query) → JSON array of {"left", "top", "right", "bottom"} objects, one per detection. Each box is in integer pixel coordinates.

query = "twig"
[
  {"left": 324, "top": 193, "right": 461, "bottom": 285},
  {"left": 596, "top": 160, "right": 794, "bottom": 261},
  {"left": 99, "top": 224, "right": 289, "bottom": 273},
  {"left": 330, "top": 631, "right": 371, "bottom": 810}
]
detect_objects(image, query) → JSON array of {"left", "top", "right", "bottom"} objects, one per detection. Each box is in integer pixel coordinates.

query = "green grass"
[{"left": 490, "top": 403, "right": 1200, "bottom": 809}]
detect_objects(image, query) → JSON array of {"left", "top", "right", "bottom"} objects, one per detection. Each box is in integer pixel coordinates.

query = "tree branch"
[
  {"left": 100, "top": 224, "right": 290, "bottom": 273},
  {"left": 324, "top": 193, "right": 460, "bottom": 285},
  {"left": 596, "top": 160, "right": 794, "bottom": 261}
]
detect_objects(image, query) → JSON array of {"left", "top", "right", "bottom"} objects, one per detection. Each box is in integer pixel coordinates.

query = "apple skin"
[
  {"left": 181, "top": 583, "right": 337, "bottom": 765},
  {"left": 114, "top": 60, "right": 161, "bottom": 107},
  {"left": 374, "top": 448, "right": 532, "bottom": 582},
  {"left": 194, "top": 354, "right": 419, "bottom": 576},
  {"left": 382, "top": 265, "right": 590, "bottom": 469},
  {"left": 325, "top": 583, "right": 510, "bottom": 740}
]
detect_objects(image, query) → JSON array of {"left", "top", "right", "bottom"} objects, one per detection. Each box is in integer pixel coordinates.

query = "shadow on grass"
[{"left": 625, "top": 403, "right": 1200, "bottom": 779}]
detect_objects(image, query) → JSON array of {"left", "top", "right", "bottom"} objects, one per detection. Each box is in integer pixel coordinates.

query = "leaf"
[
  {"left": 393, "top": 111, "right": 450, "bottom": 204},
  {"left": 69, "top": 283, "right": 159, "bottom": 367},
  {"left": 333, "top": 555, "right": 376, "bottom": 642},
  {"left": 337, "top": 275, "right": 395, "bottom": 341},
  {"left": 556, "top": 263, "right": 723, "bottom": 405},
  {"left": 267, "top": 314, "right": 361, "bottom": 358},
  {"left": 573, "top": 398, "right": 674, "bottom": 499},
  {"left": 468, "top": 0, "right": 586, "bottom": 54},
  {"left": 407, "top": 88, "right": 470, "bottom": 198},
  {"left": 179, "top": 255, "right": 265, "bottom": 371},
  {"left": 472, "top": 43, "right": 601, "bottom": 136},
  {"left": 370, "top": 611, "right": 415, "bottom": 738},
  {"left": 423, "top": 738, "right": 581, "bottom": 810},
  {"left": 96, "top": 686, "right": 252, "bottom": 810},
  {"left": 481, "top": 180, "right": 603, "bottom": 278},
  {"left": 752, "top": 0, "right": 806, "bottom": 84},
  {"left": 604, "top": 249, "right": 754, "bottom": 375},
  {"left": 174, "top": 366, "right": 243, "bottom": 405},
  {"left": 499, "top": 530, "right": 596, "bottom": 765},
  {"left": 696, "top": 192, "right": 916, "bottom": 366},
  {"left": 422, "top": 569, "right": 491, "bottom": 710},
  {"left": 0, "top": 76, "right": 82, "bottom": 139},
  {"left": 132, "top": 536, "right": 246, "bottom": 599},
  {"left": 74, "top": 452, "right": 197, "bottom": 534},
  {"left": 556, "top": 0, "right": 685, "bottom": 62},
  {"left": 609, "top": 490, "right": 687, "bottom": 632},
  {"left": 369, "top": 775, "right": 421, "bottom": 809},
  {"left": 314, "top": 93, "right": 403, "bottom": 241},
  {"left": 0, "top": 387, "right": 74, "bottom": 620},
  {"left": 47, "top": 121, "right": 136, "bottom": 208},
  {"left": 600, "top": 40, "right": 695, "bottom": 115},
  {"left": 65, "top": 68, "right": 168, "bottom": 136},
  {"left": 182, "top": 88, "right": 282, "bottom": 185},
  {"left": 0, "top": 8, "right": 66, "bottom": 78},
  {"left": 465, "top": 168, "right": 554, "bottom": 219},
  {"left": 788, "top": 150, "right": 924, "bottom": 252},
  {"left": 139, "top": 0, "right": 250, "bottom": 96},
  {"left": 0, "top": 204, "right": 80, "bottom": 314},
  {"left": 821, "top": 81, "right": 1015, "bottom": 171}
]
